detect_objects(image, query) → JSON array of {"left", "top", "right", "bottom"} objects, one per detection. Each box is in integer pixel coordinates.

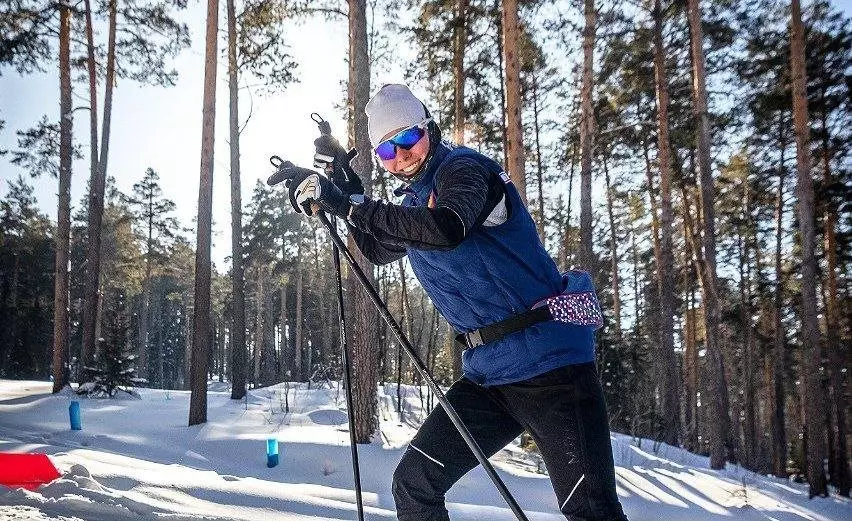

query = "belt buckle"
[{"left": 465, "top": 329, "right": 483, "bottom": 349}]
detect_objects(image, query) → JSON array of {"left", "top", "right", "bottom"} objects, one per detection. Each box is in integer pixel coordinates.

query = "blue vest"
[{"left": 399, "top": 143, "right": 596, "bottom": 386}]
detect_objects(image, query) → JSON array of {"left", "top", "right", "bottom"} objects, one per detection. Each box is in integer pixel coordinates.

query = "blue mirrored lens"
[
  {"left": 374, "top": 125, "right": 426, "bottom": 160},
  {"left": 394, "top": 126, "right": 425, "bottom": 147},
  {"left": 375, "top": 141, "right": 396, "bottom": 160}
]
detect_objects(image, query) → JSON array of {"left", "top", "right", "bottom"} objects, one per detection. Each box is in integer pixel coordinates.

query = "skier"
[{"left": 281, "top": 83, "right": 628, "bottom": 521}]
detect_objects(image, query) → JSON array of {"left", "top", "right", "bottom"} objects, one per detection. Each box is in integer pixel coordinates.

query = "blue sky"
[{"left": 2, "top": 0, "right": 850, "bottom": 267}]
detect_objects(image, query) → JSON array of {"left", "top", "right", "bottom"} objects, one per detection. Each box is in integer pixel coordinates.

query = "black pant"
[{"left": 392, "top": 362, "right": 628, "bottom": 521}]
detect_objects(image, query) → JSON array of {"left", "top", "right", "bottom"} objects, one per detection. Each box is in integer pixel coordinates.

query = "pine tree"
[
  {"left": 789, "top": 0, "right": 827, "bottom": 497},
  {"left": 126, "top": 168, "right": 178, "bottom": 382},
  {"left": 189, "top": 0, "right": 220, "bottom": 427},
  {"left": 79, "top": 289, "right": 145, "bottom": 397}
]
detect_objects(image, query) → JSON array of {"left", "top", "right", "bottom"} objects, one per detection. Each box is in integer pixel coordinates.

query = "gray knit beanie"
[{"left": 365, "top": 84, "right": 428, "bottom": 147}]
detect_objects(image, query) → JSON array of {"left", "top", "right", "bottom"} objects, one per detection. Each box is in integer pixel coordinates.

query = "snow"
[{"left": 0, "top": 379, "right": 849, "bottom": 520}]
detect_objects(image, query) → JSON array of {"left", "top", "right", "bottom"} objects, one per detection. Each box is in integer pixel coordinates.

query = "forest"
[{"left": 1, "top": 0, "right": 849, "bottom": 501}]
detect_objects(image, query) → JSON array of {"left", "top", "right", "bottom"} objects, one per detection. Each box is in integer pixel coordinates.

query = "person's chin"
[{"left": 396, "top": 159, "right": 423, "bottom": 178}]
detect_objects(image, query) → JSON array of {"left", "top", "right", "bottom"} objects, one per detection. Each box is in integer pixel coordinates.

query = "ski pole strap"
[{"left": 455, "top": 291, "right": 603, "bottom": 350}]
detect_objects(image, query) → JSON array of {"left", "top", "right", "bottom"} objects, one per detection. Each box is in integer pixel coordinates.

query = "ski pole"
[
  {"left": 312, "top": 113, "right": 365, "bottom": 521},
  {"left": 315, "top": 210, "right": 531, "bottom": 521}
]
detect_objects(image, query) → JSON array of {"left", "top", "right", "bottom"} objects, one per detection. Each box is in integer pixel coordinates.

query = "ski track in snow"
[{"left": 0, "top": 380, "right": 849, "bottom": 521}]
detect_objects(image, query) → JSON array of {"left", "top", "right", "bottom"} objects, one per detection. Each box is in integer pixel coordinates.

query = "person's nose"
[{"left": 396, "top": 146, "right": 412, "bottom": 162}]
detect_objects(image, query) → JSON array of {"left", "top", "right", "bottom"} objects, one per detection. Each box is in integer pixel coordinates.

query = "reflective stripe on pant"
[{"left": 391, "top": 362, "right": 628, "bottom": 521}]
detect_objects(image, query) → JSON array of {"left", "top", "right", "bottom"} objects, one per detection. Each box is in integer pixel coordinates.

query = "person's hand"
[
  {"left": 313, "top": 135, "right": 364, "bottom": 196},
  {"left": 267, "top": 162, "right": 350, "bottom": 217}
]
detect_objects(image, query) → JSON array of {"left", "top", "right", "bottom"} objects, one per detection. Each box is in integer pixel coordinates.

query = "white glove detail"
[
  {"left": 313, "top": 152, "right": 335, "bottom": 171},
  {"left": 294, "top": 173, "right": 321, "bottom": 209}
]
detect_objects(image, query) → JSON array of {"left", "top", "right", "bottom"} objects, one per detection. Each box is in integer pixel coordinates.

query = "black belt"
[{"left": 455, "top": 305, "right": 553, "bottom": 350}]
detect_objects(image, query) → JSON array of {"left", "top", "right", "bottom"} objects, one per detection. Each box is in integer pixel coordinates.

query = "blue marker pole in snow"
[
  {"left": 69, "top": 401, "right": 81, "bottom": 430},
  {"left": 266, "top": 439, "right": 279, "bottom": 468}
]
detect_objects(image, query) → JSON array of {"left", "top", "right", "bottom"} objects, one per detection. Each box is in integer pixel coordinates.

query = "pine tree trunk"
[
  {"left": 80, "top": 0, "right": 101, "bottom": 373},
  {"left": 86, "top": 0, "right": 116, "bottom": 369},
  {"left": 228, "top": 0, "right": 247, "bottom": 400},
  {"left": 278, "top": 283, "right": 288, "bottom": 381},
  {"left": 502, "top": 0, "right": 526, "bottom": 206},
  {"left": 155, "top": 290, "right": 164, "bottom": 387},
  {"left": 139, "top": 195, "right": 154, "bottom": 381},
  {"left": 453, "top": 0, "right": 468, "bottom": 145},
  {"left": 532, "top": 71, "right": 545, "bottom": 240},
  {"left": 789, "top": 0, "right": 827, "bottom": 496},
  {"left": 51, "top": 0, "right": 73, "bottom": 393},
  {"left": 602, "top": 154, "right": 621, "bottom": 341},
  {"left": 684, "top": 283, "right": 699, "bottom": 453},
  {"left": 647, "top": 10, "right": 680, "bottom": 444},
  {"left": 254, "top": 267, "right": 265, "bottom": 385},
  {"left": 348, "top": 0, "right": 379, "bottom": 443},
  {"left": 680, "top": 182, "right": 708, "bottom": 452},
  {"left": 494, "top": 0, "right": 507, "bottom": 167},
  {"left": 818, "top": 86, "right": 849, "bottom": 496},
  {"left": 183, "top": 291, "right": 192, "bottom": 389},
  {"left": 397, "top": 260, "right": 412, "bottom": 381},
  {"left": 295, "top": 253, "right": 304, "bottom": 381},
  {"left": 83, "top": 0, "right": 98, "bottom": 191},
  {"left": 560, "top": 140, "right": 577, "bottom": 270},
  {"left": 771, "top": 111, "right": 788, "bottom": 478},
  {"left": 739, "top": 225, "right": 756, "bottom": 469},
  {"left": 188, "top": 0, "right": 219, "bottom": 427},
  {"left": 262, "top": 280, "right": 275, "bottom": 385},
  {"left": 688, "top": 0, "right": 730, "bottom": 467},
  {"left": 629, "top": 201, "right": 641, "bottom": 329},
  {"left": 577, "top": 0, "right": 595, "bottom": 272}
]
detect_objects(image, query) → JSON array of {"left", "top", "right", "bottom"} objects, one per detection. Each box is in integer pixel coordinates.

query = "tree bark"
[
  {"left": 453, "top": 0, "right": 468, "bottom": 145},
  {"left": 155, "top": 288, "right": 164, "bottom": 387},
  {"left": 494, "top": 0, "right": 507, "bottom": 167},
  {"left": 278, "top": 282, "right": 288, "bottom": 381},
  {"left": 601, "top": 153, "right": 621, "bottom": 341},
  {"left": 560, "top": 140, "right": 577, "bottom": 269},
  {"left": 649, "top": 2, "right": 680, "bottom": 446},
  {"left": 139, "top": 184, "right": 154, "bottom": 380},
  {"left": 228, "top": 0, "right": 247, "bottom": 400},
  {"left": 295, "top": 249, "right": 304, "bottom": 381},
  {"left": 789, "top": 0, "right": 827, "bottom": 496},
  {"left": 577, "top": 0, "right": 595, "bottom": 271},
  {"left": 502, "top": 0, "right": 526, "bottom": 206},
  {"left": 188, "top": 0, "right": 219, "bottom": 427},
  {"left": 80, "top": 0, "right": 101, "bottom": 373},
  {"left": 51, "top": 0, "right": 73, "bottom": 393},
  {"left": 532, "top": 70, "right": 545, "bottom": 240},
  {"left": 770, "top": 110, "right": 788, "bottom": 478},
  {"left": 87, "top": 0, "right": 117, "bottom": 368},
  {"left": 687, "top": 0, "right": 730, "bottom": 468},
  {"left": 348, "top": 0, "right": 379, "bottom": 443},
  {"left": 738, "top": 213, "right": 756, "bottom": 469},
  {"left": 253, "top": 266, "right": 265, "bottom": 385},
  {"left": 820, "top": 102, "right": 849, "bottom": 496}
]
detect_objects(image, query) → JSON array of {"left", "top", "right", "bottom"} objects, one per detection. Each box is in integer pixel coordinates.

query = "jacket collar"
[{"left": 394, "top": 142, "right": 453, "bottom": 204}]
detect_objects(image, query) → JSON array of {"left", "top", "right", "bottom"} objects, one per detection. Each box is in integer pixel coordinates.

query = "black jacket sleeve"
[
  {"left": 346, "top": 223, "right": 408, "bottom": 266},
  {"left": 347, "top": 158, "right": 505, "bottom": 254}
]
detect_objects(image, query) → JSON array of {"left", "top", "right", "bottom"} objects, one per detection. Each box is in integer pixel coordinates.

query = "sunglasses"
[{"left": 374, "top": 119, "right": 431, "bottom": 161}]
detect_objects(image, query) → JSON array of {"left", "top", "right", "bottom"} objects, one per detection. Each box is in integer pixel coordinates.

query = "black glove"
[
  {"left": 267, "top": 161, "right": 350, "bottom": 217},
  {"left": 313, "top": 135, "right": 364, "bottom": 196}
]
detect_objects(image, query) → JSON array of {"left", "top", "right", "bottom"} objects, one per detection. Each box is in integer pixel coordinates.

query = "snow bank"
[{"left": 0, "top": 379, "right": 848, "bottom": 521}]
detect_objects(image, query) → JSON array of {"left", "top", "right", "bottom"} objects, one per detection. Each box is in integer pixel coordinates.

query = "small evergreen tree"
[{"left": 79, "top": 289, "right": 146, "bottom": 397}]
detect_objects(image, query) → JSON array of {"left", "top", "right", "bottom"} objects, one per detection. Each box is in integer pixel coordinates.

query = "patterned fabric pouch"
[{"left": 532, "top": 270, "right": 604, "bottom": 330}]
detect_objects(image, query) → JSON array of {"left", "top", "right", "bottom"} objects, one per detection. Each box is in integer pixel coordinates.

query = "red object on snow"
[{"left": 0, "top": 453, "right": 61, "bottom": 490}]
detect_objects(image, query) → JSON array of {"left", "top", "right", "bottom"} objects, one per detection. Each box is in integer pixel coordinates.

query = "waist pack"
[{"left": 455, "top": 270, "right": 603, "bottom": 350}]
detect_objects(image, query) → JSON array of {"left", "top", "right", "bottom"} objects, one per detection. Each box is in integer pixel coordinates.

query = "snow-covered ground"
[{"left": 0, "top": 380, "right": 848, "bottom": 521}]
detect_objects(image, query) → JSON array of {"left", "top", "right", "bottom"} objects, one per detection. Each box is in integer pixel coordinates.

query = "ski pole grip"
[{"left": 311, "top": 112, "right": 332, "bottom": 136}]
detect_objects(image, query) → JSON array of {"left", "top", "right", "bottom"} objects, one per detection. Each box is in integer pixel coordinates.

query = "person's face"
[{"left": 378, "top": 125, "right": 431, "bottom": 178}]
